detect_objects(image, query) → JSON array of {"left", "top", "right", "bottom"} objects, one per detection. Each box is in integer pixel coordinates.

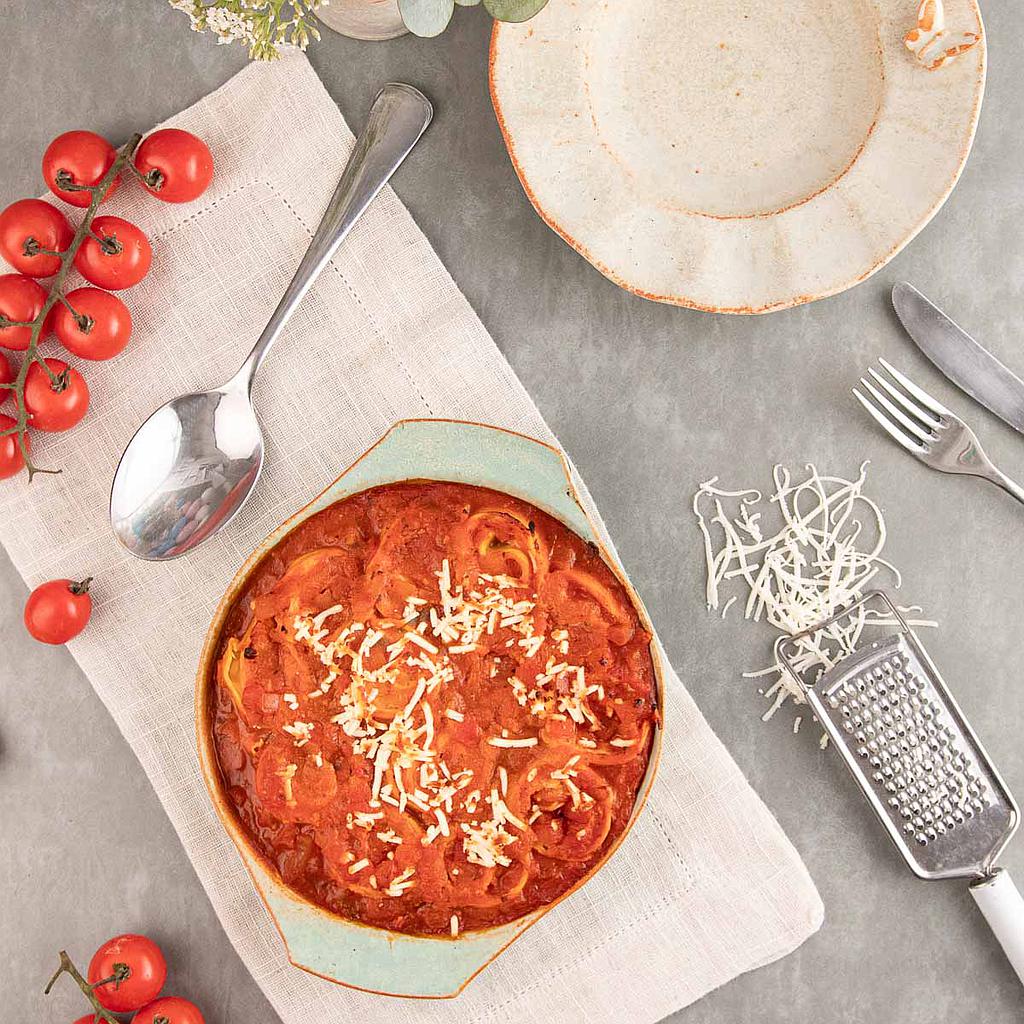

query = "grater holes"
[{"left": 831, "top": 658, "right": 990, "bottom": 846}]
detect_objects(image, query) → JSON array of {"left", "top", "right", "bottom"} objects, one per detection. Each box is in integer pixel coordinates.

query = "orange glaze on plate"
[{"left": 210, "top": 481, "right": 658, "bottom": 936}]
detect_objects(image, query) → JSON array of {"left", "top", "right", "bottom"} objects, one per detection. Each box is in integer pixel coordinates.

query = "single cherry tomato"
[
  {"left": 134, "top": 129, "right": 213, "bottom": 203},
  {"left": 74, "top": 1017, "right": 96, "bottom": 1024},
  {"left": 53, "top": 287, "right": 132, "bottom": 360},
  {"left": 0, "top": 199, "right": 73, "bottom": 277},
  {"left": 24, "top": 577, "right": 92, "bottom": 643},
  {"left": 132, "top": 996, "right": 206, "bottom": 1024},
  {"left": 0, "top": 273, "right": 49, "bottom": 351},
  {"left": 0, "top": 412, "right": 27, "bottom": 479},
  {"left": 74, "top": 215, "right": 152, "bottom": 290},
  {"left": 88, "top": 934, "right": 167, "bottom": 1013},
  {"left": 24, "top": 357, "right": 89, "bottom": 431},
  {"left": 42, "top": 130, "right": 119, "bottom": 208}
]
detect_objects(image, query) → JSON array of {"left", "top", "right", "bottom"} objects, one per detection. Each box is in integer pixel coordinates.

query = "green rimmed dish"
[{"left": 195, "top": 418, "right": 665, "bottom": 998}]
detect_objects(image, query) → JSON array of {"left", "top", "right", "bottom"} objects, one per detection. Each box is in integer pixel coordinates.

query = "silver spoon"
[{"left": 109, "top": 84, "right": 432, "bottom": 561}]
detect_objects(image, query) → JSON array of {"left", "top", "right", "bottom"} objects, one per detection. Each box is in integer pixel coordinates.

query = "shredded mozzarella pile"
[{"left": 694, "top": 463, "right": 936, "bottom": 731}]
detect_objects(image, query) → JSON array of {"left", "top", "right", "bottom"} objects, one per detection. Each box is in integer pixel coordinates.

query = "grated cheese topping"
[
  {"left": 460, "top": 818, "right": 518, "bottom": 868},
  {"left": 275, "top": 545, "right": 640, "bottom": 909},
  {"left": 284, "top": 559, "right": 602, "bottom": 893}
]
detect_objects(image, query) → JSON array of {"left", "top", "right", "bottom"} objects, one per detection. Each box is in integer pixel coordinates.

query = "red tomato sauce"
[{"left": 210, "top": 481, "right": 658, "bottom": 936}]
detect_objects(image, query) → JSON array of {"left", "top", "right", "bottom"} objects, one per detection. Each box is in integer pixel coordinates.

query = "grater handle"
[{"left": 969, "top": 869, "right": 1024, "bottom": 987}]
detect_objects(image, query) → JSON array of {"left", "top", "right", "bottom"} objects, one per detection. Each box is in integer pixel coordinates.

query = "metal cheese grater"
[{"left": 776, "top": 591, "right": 1024, "bottom": 985}]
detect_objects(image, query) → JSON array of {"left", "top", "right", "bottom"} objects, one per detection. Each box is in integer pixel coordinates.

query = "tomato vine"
[
  {"left": 44, "top": 949, "right": 124, "bottom": 1024},
  {"left": 0, "top": 133, "right": 141, "bottom": 481}
]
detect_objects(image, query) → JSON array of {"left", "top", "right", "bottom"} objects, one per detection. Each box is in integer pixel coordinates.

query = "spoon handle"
[{"left": 235, "top": 83, "right": 433, "bottom": 390}]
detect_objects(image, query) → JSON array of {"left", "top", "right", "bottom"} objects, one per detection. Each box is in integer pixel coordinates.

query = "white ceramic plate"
[{"left": 490, "top": 0, "right": 985, "bottom": 314}]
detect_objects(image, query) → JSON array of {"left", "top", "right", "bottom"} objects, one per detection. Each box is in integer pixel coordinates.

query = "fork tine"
[
  {"left": 853, "top": 387, "right": 928, "bottom": 454},
  {"left": 877, "top": 357, "right": 951, "bottom": 418},
  {"left": 867, "top": 368, "right": 941, "bottom": 429},
  {"left": 860, "top": 378, "right": 935, "bottom": 442}
]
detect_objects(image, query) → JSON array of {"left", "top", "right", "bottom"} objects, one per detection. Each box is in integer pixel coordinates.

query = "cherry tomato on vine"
[
  {"left": 88, "top": 934, "right": 167, "bottom": 1013},
  {"left": 0, "top": 350, "right": 14, "bottom": 398},
  {"left": 0, "top": 199, "right": 73, "bottom": 278},
  {"left": 74, "top": 1017, "right": 95, "bottom": 1024},
  {"left": 24, "top": 358, "right": 89, "bottom": 431},
  {"left": 53, "top": 287, "right": 132, "bottom": 360},
  {"left": 134, "top": 129, "right": 213, "bottom": 203},
  {"left": 0, "top": 412, "right": 27, "bottom": 479},
  {"left": 0, "top": 273, "right": 50, "bottom": 351},
  {"left": 23, "top": 577, "right": 92, "bottom": 644},
  {"left": 132, "top": 996, "right": 206, "bottom": 1024},
  {"left": 42, "top": 130, "right": 119, "bottom": 208},
  {"left": 74, "top": 215, "right": 152, "bottom": 290}
]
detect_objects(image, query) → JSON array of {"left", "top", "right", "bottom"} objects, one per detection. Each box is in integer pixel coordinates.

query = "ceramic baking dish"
[{"left": 195, "top": 418, "right": 665, "bottom": 997}]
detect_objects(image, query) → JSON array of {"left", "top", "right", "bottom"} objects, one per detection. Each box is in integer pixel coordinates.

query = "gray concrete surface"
[{"left": 2, "top": 2, "right": 1023, "bottom": 1021}]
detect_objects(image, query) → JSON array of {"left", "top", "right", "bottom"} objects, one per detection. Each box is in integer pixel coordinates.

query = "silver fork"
[{"left": 853, "top": 357, "right": 1024, "bottom": 506}]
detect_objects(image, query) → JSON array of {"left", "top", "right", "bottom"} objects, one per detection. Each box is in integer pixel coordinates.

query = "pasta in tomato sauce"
[{"left": 210, "top": 481, "right": 658, "bottom": 936}]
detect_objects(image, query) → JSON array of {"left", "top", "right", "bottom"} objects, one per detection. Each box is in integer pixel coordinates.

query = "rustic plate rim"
[{"left": 488, "top": 3, "right": 987, "bottom": 315}]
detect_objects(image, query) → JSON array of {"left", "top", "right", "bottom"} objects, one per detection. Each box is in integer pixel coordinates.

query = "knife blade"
[{"left": 891, "top": 282, "right": 1024, "bottom": 436}]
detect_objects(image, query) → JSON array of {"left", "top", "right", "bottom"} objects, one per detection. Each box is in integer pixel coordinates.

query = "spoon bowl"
[
  {"left": 108, "top": 83, "right": 432, "bottom": 561},
  {"left": 110, "top": 379, "right": 263, "bottom": 560}
]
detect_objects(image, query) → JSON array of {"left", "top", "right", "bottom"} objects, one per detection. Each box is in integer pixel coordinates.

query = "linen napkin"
[{"left": 0, "top": 50, "right": 822, "bottom": 1024}]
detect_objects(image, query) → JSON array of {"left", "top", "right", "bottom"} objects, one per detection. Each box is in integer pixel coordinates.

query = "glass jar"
[{"left": 316, "top": 0, "right": 408, "bottom": 41}]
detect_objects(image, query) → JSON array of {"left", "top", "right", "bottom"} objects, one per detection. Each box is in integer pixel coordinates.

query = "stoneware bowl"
[
  {"left": 196, "top": 419, "right": 665, "bottom": 998},
  {"left": 490, "top": 0, "right": 986, "bottom": 313}
]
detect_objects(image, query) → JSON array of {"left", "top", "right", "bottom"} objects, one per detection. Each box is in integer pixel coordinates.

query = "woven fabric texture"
[{"left": 0, "top": 50, "right": 822, "bottom": 1024}]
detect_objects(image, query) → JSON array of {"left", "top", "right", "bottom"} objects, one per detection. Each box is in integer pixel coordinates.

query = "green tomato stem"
[{"left": 43, "top": 950, "right": 123, "bottom": 1024}]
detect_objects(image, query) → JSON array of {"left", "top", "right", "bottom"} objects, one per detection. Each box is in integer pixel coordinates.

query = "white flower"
[{"left": 166, "top": 0, "right": 324, "bottom": 59}]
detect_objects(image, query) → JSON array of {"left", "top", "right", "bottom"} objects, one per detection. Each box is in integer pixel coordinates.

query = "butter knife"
[{"left": 891, "top": 282, "right": 1024, "bottom": 435}]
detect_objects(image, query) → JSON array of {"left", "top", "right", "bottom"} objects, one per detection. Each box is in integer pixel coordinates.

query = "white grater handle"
[{"left": 969, "top": 869, "right": 1024, "bottom": 986}]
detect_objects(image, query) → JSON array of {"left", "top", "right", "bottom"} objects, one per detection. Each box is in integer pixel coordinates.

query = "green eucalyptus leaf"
[
  {"left": 482, "top": 0, "right": 548, "bottom": 22},
  {"left": 455, "top": 0, "right": 481, "bottom": 6},
  {"left": 398, "top": 0, "right": 456, "bottom": 36}
]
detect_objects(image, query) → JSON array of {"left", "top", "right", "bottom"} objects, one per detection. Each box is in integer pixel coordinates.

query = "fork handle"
[
  {"left": 970, "top": 869, "right": 1024, "bottom": 987},
  {"left": 984, "top": 467, "right": 1024, "bottom": 507}
]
